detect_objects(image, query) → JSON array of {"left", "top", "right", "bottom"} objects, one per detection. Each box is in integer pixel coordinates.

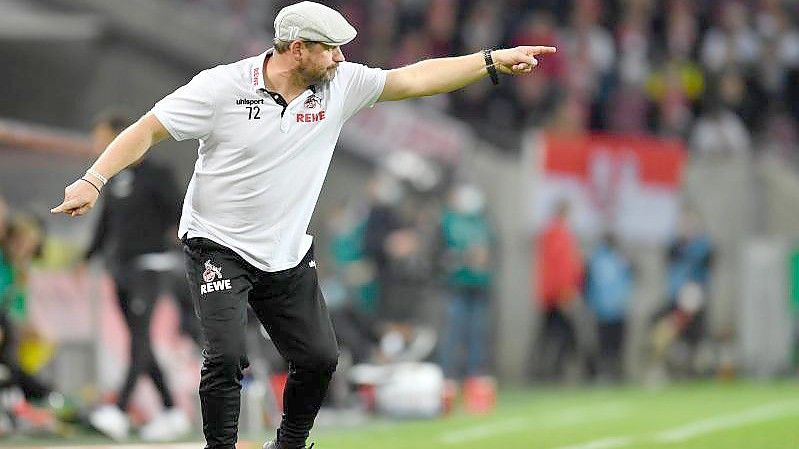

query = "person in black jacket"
[{"left": 83, "top": 111, "right": 190, "bottom": 442}]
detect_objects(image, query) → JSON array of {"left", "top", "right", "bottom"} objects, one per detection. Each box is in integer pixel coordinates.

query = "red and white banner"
[{"left": 527, "top": 132, "right": 687, "bottom": 244}]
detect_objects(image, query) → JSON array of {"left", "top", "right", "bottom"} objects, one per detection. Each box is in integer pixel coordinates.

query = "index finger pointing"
[
  {"left": 528, "top": 46, "right": 557, "bottom": 55},
  {"left": 50, "top": 199, "right": 82, "bottom": 214}
]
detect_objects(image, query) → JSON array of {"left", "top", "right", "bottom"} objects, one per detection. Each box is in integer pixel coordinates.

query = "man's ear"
[{"left": 290, "top": 40, "right": 304, "bottom": 61}]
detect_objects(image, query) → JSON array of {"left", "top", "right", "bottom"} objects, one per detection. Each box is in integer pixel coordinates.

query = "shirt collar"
[
  {"left": 251, "top": 47, "right": 317, "bottom": 94},
  {"left": 251, "top": 48, "right": 273, "bottom": 93}
]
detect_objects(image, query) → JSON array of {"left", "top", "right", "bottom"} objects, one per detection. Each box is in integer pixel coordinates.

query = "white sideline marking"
[
  {"left": 438, "top": 402, "right": 631, "bottom": 445},
  {"left": 439, "top": 417, "right": 529, "bottom": 444},
  {"left": 550, "top": 401, "right": 799, "bottom": 449},
  {"left": 553, "top": 436, "right": 633, "bottom": 449},
  {"left": 546, "top": 403, "right": 631, "bottom": 426},
  {"left": 653, "top": 401, "right": 799, "bottom": 443}
]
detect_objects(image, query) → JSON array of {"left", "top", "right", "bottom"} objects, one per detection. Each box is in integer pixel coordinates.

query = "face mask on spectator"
[{"left": 453, "top": 184, "right": 485, "bottom": 214}]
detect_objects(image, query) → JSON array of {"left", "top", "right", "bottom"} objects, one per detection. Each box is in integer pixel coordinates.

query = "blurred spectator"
[
  {"left": 645, "top": 57, "right": 703, "bottom": 137},
  {"left": 425, "top": 0, "right": 459, "bottom": 57},
  {"left": 532, "top": 200, "right": 586, "bottom": 381},
  {"left": 616, "top": 2, "right": 652, "bottom": 87},
  {"left": 662, "top": 0, "right": 697, "bottom": 61},
  {"left": 701, "top": 1, "right": 761, "bottom": 74},
  {"left": 755, "top": 3, "right": 799, "bottom": 102},
  {"left": 460, "top": 1, "right": 504, "bottom": 53},
  {"left": 607, "top": 2, "right": 653, "bottom": 133},
  {"left": 83, "top": 112, "right": 190, "bottom": 442},
  {"left": 363, "top": 174, "right": 403, "bottom": 281},
  {"left": 607, "top": 81, "right": 651, "bottom": 134},
  {"left": 437, "top": 183, "right": 494, "bottom": 382},
  {"left": 510, "top": 11, "right": 567, "bottom": 129},
  {"left": 323, "top": 277, "right": 382, "bottom": 367},
  {"left": 689, "top": 74, "right": 752, "bottom": 157},
  {"left": 363, "top": 174, "right": 412, "bottom": 323},
  {"left": 563, "top": 0, "right": 616, "bottom": 129},
  {"left": 0, "top": 212, "right": 56, "bottom": 403},
  {"left": 362, "top": 174, "right": 437, "bottom": 362},
  {"left": 328, "top": 200, "right": 378, "bottom": 315},
  {"left": 325, "top": 202, "right": 381, "bottom": 364},
  {"left": 585, "top": 233, "right": 634, "bottom": 382},
  {"left": 651, "top": 208, "right": 715, "bottom": 377}
]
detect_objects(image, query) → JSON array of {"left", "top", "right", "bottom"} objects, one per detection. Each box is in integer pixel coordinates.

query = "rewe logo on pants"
[{"left": 201, "top": 259, "right": 232, "bottom": 294}]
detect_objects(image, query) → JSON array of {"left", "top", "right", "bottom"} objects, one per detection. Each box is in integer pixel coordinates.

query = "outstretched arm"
[
  {"left": 51, "top": 113, "right": 170, "bottom": 217},
  {"left": 378, "top": 46, "right": 556, "bottom": 102}
]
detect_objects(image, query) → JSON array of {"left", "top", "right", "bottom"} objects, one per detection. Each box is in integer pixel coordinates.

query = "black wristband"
[
  {"left": 483, "top": 49, "right": 499, "bottom": 86},
  {"left": 80, "top": 177, "right": 102, "bottom": 195}
]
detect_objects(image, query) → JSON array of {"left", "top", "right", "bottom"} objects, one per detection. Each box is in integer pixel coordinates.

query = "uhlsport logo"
[
  {"left": 236, "top": 98, "right": 265, "bottom": 105},
  {"left": 201, "top": 260, "right": 232, "bottom": 294}
]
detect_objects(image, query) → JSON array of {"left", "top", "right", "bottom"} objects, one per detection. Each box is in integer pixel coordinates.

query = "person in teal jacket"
[{"left": 438, "top": 183, "right": 494, "bottom": 381}]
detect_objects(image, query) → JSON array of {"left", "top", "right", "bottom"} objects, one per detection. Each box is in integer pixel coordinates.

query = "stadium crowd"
[{"left": 180, "top": 0, "right": 799, "bottom": 160}]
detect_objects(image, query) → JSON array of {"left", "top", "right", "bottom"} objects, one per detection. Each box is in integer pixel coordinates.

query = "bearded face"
[
  {"left": 298, "top": 60, "right": 339, "bottom": 84},
  {"left": 296, "top": 42, "right": 342, "bottom": 85}
]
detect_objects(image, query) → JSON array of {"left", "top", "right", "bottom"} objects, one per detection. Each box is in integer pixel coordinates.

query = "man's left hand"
[{"left": 492, "top": 46, "right": 557, "bottom": 75}]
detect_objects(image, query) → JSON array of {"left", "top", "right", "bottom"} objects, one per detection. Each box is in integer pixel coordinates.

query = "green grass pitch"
[
  {"left": 313, "top": 381, "right": 799, "bottom": 449},
  {"left": 5, "top": 381, "right": 799, "bottom": 449}
]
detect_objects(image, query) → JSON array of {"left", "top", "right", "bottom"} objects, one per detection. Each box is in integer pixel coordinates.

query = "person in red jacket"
[{"left": 532, "top": 200, "right": 585, "bottom": 381}]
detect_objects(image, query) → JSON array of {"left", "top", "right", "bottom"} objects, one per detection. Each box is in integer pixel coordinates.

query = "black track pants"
[{"left": 183, "top": 238, "right": 338, "bottom": 449}]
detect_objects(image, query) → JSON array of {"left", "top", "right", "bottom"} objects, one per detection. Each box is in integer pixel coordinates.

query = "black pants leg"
[
  {"left": 539, "top": 309, "right": 576, "bottom": 380},
  {"left": 184, "top": 238, "right": 338, "bottom": 449},
  {"left": 114, "top": 268, "right": 175, "bottom": 411},
  {"left": 249, "top": 251, "right": 338, "bottom": 449},
  {"left": 183, "top": 240, "right": 252, "bottom": 449}
]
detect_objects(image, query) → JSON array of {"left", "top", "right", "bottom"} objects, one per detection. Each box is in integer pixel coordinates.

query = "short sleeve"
[
  {"left": 151, "top": 69, "right": 218, "bottom": 141},
  {"left": 338, "top": 62, "right": 386, "bottom": 121}
]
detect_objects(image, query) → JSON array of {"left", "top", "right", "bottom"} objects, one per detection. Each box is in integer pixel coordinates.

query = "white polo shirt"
[{"left": 151, "top": 49, "right": 386, "bottom": 271}]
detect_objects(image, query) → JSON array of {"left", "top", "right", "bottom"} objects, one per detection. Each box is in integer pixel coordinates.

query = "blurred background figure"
[
  {"left": 650, "top": 208, "right": 715, "bottom": 380},
  {"left": 437, "top": 182, "right": 494, "bottom": 383},
  {"left": 324, "top": 201, "right": 382, "bottom": 366},
  {"left": 0, "top": 211, "right": 56, "bottom": 402},
  {"left": 0, "top": 208, "right": 71, "bottom": 436},
  {"left": 363, "top": 174, "right": 437, "bottom": 363},
  {"left": 363, "top": 173, "right": 404, "bottom": 323},
  {"left": 531, "top": 200, "right": 588, "bottom": 382},
  {"left": 584, "top": 232, "right": 634, "bottom": 382},
  {"left": 81, "top": 112, "right": 190, "bottom": 442}
]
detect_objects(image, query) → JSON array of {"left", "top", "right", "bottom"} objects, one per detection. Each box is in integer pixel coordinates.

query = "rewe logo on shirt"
[
  {"left": 296, "top": 111, "right": 326, "bottom": 123},
  {"left": 200, "top": 259, "right": 232, "bottom": 294}
]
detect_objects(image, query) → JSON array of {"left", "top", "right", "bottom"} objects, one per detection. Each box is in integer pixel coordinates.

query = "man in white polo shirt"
[{"left": 52, "top": 2, "right": 555, "bottom": 448}]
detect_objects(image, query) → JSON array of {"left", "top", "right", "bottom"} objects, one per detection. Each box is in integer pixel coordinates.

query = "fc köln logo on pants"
[
  {"left": 203, "top": 260, "right": 222, "bottom": 282},
  {"left": 201, "top": 260, "right": 232, "bottom": 294}
]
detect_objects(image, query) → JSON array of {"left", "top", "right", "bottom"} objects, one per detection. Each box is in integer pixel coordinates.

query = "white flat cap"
[{"left": 274, "top": 1, "right": 357, "bottom": 46}]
